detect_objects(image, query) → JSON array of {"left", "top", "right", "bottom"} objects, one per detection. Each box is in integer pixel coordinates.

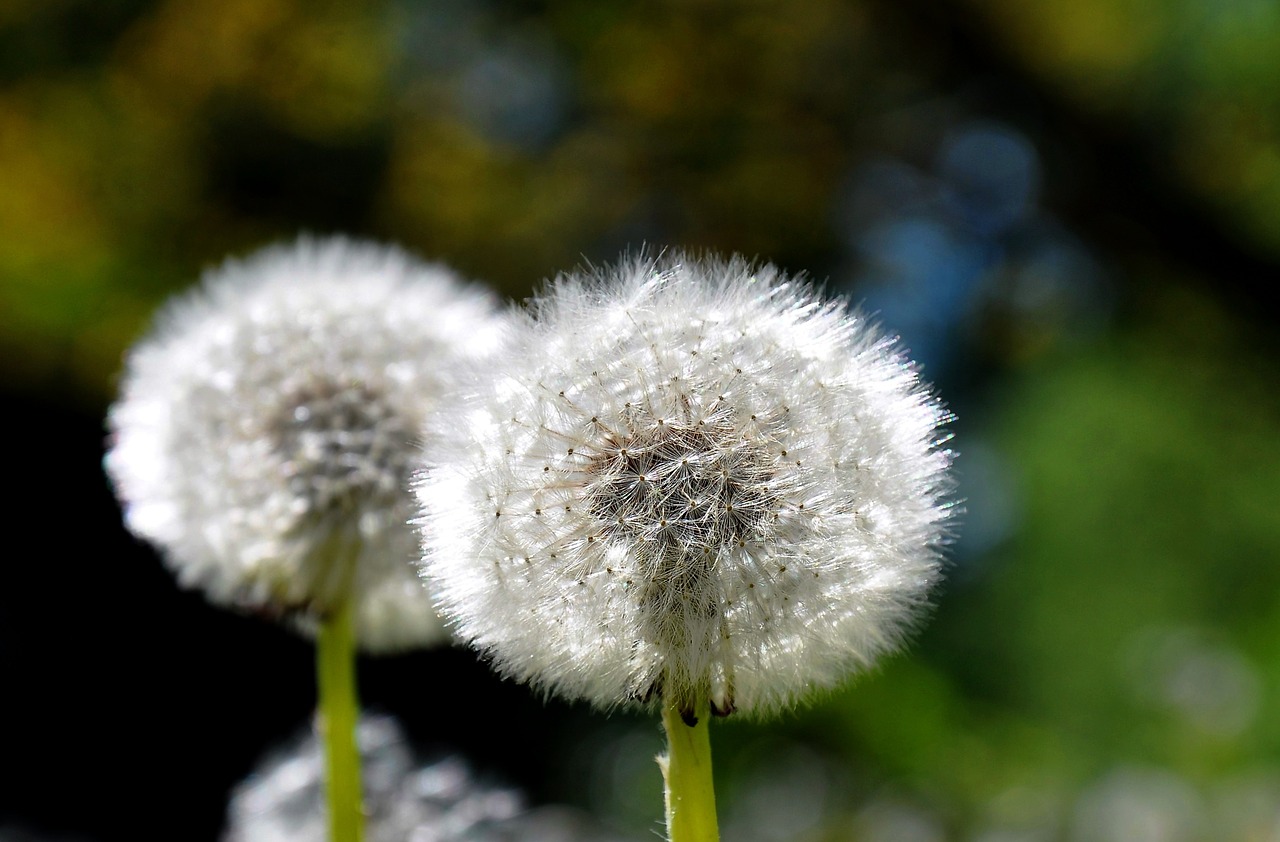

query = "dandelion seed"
[
  {"left": 106, "top": 235, "right": 502, "bottom": 652},
  {"left": 415, "top": 252, "right": 954, "bottom": 718}
]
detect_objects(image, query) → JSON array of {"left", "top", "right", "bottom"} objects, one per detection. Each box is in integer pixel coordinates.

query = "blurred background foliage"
[{"left": 2, "top": 1, "right": 1278, "bottom": 840}]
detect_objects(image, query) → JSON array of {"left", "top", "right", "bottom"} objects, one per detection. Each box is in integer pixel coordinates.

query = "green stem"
[
  {"left": 317, "top": 597, "right": 364, "bottom": 842},
  {"left": 659, "top": 701, "right": 720, "bottom": 842}
]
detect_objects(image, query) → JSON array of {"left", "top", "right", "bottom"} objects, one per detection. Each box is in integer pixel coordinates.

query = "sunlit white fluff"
[
  {"left": 415, "top": 252, "right": 954, "bottom": 718},
  {"left": 106, "top": 236, "right": 502, "bottom": 652}
]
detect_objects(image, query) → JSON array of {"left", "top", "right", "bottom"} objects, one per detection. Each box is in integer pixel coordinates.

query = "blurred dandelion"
[
  {"left": 225, "top": 715, "right": 633, "bottom": 842},
  {"left": 106, "top": 235, "right": 502, "bottom": 652},
  {"left": 106, "top": 235, "right": 504, "bottom": 842}
]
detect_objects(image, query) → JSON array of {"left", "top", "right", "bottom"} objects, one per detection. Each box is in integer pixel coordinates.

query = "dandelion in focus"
[{"left": 416, "top": 251, "right": 955, "bottom": 841}]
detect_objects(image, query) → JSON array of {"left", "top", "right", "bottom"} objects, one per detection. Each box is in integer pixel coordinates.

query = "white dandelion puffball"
[
  {"left": 416, "top": 252, "right": 955, "bottom": 719},
  {"left": 106, "top": 236, "right": 503, "bottom": 652},
  {"left": 225, "top": 715, "right": 635, "bottom": 842}
]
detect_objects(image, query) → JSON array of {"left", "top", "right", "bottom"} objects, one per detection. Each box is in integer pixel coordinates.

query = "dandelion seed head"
[
  {"left": 416, "top": 251, "right": 954, "bottom": 716},
  {"left": 224, "top": 715, "right": 631, "bottom": 842},
  {"left": 106, "top": 235, "right": 503, "bottom": 652}
]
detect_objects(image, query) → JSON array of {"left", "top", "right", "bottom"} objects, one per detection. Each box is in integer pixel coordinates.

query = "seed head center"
[
  {"left": 272, "top": 382, "right": 413, "bottom": 514},
  {"left": 586, "top": 416, "right": 776, "bottom": 556}
]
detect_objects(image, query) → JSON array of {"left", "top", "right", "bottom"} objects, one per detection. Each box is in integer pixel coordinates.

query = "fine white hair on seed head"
[
  {"left": 414, "top": 250, "right": 956, "bottom": 719},
  {"left": 106, "top": 235, "right": 505, "bottom": 653}
]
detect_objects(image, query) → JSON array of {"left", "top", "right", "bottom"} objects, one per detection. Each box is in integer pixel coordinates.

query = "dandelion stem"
[
  {"left": 317, "top": 596, "right": 364, "bottom": 842},
  {"left": 660, "top": 700, "right": 720, "bottom": 842}
]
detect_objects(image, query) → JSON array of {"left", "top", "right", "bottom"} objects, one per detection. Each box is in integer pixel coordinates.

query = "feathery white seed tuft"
[
  {"left": 415, "top": 251, "right": 955, "bottom": 718},
  {"left": 106, "top": 235, "right": 504, "bottom": 652}
]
